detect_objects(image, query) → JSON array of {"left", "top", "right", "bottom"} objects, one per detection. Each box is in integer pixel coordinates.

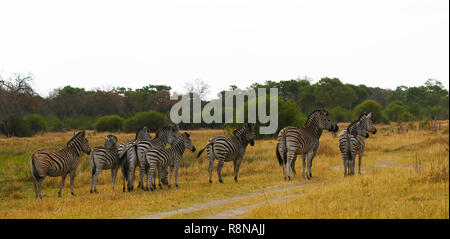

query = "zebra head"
[
  {"left": 182, "top": 132, "right": 196, "bottom": 152},
  {"left": 363, "top": 112, "right": 377, "bottom": 134},
  {"left": 70, "top": 131, "right": 91, "bottom": 154},
  {"left": 348, "top": 121, "right": 369, "bottom": 138},
  {"left": 135, "top": 126, "right": 151, "bottom": 140},
  {"left": 104, "top": 135, "right": 118, "bottom": 148},
  {"left": 157, "top": 123, "right": 181, "bottom": 144},
  {"left": 243, "top": 123, "right": 255, "bottom": 146},
  {"left": 314, "top": 109, "right": 339, "bottom": 133}
]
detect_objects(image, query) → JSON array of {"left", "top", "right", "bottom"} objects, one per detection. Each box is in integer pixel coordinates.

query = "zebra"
[
  {"left": 137, "top": 123, "right": 181, "bottom": 191},
  {"left": 197, "top": 123, "right": 255, "bottom": 184},
  {"left": 29, "top": 131, "right": 91, "bottom": 199},
  {"left": 89, "top": 135, "right": 135, "bottom": 193},
  {"left": 276, "top": 109, "right": 338, "bottom": 180},
  {"left": 338, "top": 112, "right": 377, "bottom": 176},
  {"left": 118, "top": 126, "right": 152, "bottom": 192},
  {"left": 145, "top": 132, "right": 196, "bottom": 190}
]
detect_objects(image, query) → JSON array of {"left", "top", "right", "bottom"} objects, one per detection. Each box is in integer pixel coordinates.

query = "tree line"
[{"left": 0, "top": 73, "right": 448, "bottom": 137}]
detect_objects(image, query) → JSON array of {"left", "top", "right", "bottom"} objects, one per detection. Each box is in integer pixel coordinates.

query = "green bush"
[
  {"left": 94, "top": 115, "right": 125, "bottom": 132},
  {"left": 43, "top": 115, "right": 63, "bottom": 132},
  {"left": 0, "top": 116, "right": 33, "bottom": 137},
  {"left": 330, "top": 106, "right": 351, "bottom": 122},
  {"left": 63, "top": 115, "right": 94, "bottom": 130},
  {"left": 353, "top": 100, "right": 389, "bottom": 124},
  {"left": 124, "top": 110, "right": 167, "bottom": 132},
  {"left": 23, "top": 114, "right": 47, "bottom": 133},
  {"left": 385, "top": 101, "right": 408, "bottom": 122}
]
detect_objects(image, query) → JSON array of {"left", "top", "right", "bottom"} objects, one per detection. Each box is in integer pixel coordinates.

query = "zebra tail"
[
  {"left": 197, "top": 146, "right": 206, "bottom": 158},
  {"left": 276, "top": 143, "right": 283, "bottom": 166},
  {"left": 30, "top": 154, "right": 43, "bottom": 181}
]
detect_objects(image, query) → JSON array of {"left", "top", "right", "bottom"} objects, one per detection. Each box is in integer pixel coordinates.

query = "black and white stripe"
[
  {"left": 137, "top": 123, "right": 180, "bottom": 191},
  {"left": 338, "top": 112, "right": 377, "bottom": 176},
  {"left": 30, "top": 131, "right": 91, "bottom": 198},
  {"left": 89, "top": 134, "right": 131, "bottom": 193},
  {"left": 197, "top": 123, "right": 255, "bottom": 184},
  {"left": 276, "top": 109, "right": 338, "bottom": 180},
  {"left": 145, "top": 132, "right": 196, "bottom": 190},
  {"left": 118, "top": 126, "right": 151, "bottom": 192}
]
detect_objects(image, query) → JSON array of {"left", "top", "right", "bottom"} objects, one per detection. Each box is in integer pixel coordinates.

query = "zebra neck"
[
  {"left": 66, "top": 141, "right": 82, "bottom": 157},
  {"left": 305, "top": 122, "right": 322, "bottom": 139},
  {"left": 170, "top": 141, "right": 185, "bottom": 157},
  {"left": 232, "top": 130, "right": 248, "bottom": 146}
]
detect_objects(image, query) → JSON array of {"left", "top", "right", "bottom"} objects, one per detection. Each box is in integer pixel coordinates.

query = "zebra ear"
[
  {"left": 112, "top": 135, "right": 118, "bottom": 144},
  {"left": 367, "top": 112, "right": 372, "bottom": 118}
]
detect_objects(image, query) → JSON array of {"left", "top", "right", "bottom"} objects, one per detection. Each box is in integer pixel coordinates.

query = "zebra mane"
[
  {"left": 305, "top": 109, "right": 324, "bottom": 127},
  {"left": 347, "top": 113, "right": 367, "bottom": 132},
  {"left": 155, "top": 124, "right": 178, "bottom": 138},
  {"left": 67, "top": 131, "right": 84, "bottom": 146}
]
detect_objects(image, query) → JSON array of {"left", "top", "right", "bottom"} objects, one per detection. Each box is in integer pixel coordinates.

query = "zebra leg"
[
  {"left": 168, "top": 166, "right": 174, "bottom": 189},
  {"left": 35, "top": 177, "right": 44, "bottom": 199},
  {"left": 111, "top": 167, "right": 119, "bottom": 191},
  {"left": 175, "top": 163, "right": 180, "bottom": 188},
  {"left": 306, "top": 149, "right": 317, "bottom": 180},
  {"left": 358, "top": 153, "right": 364, "bottom": 174},
  {"left": 286, "top": 151, "right": 296, "bottom": 180},
  {"left": 69, "top": 170, "right": 77, "bottom": 196},
  {"left": 92, "top": 168, "right": 102, "bottom": 193},
  {"left": 301, "top": 154, "right": 306, "bottom": 179},
  {"left": 148, "top": 166, "right": 155, "bottom": 191},
  {"left": 58, "top": 173, "right": 68, "bottom": 198},
  {"left": 234, "top": 156, "right": 243, "bottom": 183},
  {"left": 121, "top": 164, "right": 127, "bottom": 192},
  {"left": 127, "top": 162, "right": 136, "bottom": 192},
  {"left": 291, "top": 155, "right": 298, "bottom": 176},
  {"left": 208, "top": 158, "right": 214, "bottom": 184},
  {"left": 32, "top": 177, "right": 39, "bottom": 198},
  {"left": 217, "top": 159, "right": 225, "bottom": 183}
]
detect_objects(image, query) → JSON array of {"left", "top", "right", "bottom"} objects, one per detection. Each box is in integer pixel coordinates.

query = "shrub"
[
  {"left": 0, "top": 116, "right": 33, "bottom": 137},
  {"left": 94, "top": 115, "right": 125, "bottom": 132},
  {"left": 63, "top": 115, "right": 94, "bottom": 130},
  {"left": 330, "top": 106, "right": 351, "bottom": 122},
  {"left": 23, "top": 114, "right": 47, "bottom": 133},
  {"left": 124, "top": 110, "right": 167, "bottom": 132},
  {"left": 353, "top": 100, "right": 389, "bottom": 124},
  {"left": 43, "top": 115, "right": 63, "bottom": 132}
]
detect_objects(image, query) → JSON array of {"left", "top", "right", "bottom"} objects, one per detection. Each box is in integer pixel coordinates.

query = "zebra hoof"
[
  {"left": 71, "top": 192, "right": 76, "bottom": 196},
  {"left": 58, "top": 193, "right": 62, "bottom": 198},
  {"left": 209, "top": 179, "right": 212, "bottom": 184},
  {"left": 219, "top": 179, "right": 224, "bottom": 184},
  {"left": 90, "top": 190, "right": 93, "bottom": 194},
  {"left": 234, "top": 177, "right": 238, "bottom": 182},
  {"left": 168, "top": 185, "right": 171, "bottom": 189},
  {"left": 175, "top": 184, "right": 178, "bottom": 188}
]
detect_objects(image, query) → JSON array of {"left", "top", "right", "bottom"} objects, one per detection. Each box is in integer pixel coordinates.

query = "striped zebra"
[
  {"left": 338, "top": 112, "right": 377, "bottom": 176},
  {"left": 197, "top": 123, "right": 255, "bottom": 184},
  {"left": 145, "top": 132, "right": 196, "bottom": 190},
  {"left": 137, "top": 123, "right": 180, "bottom": 191},
  {"left": 89, "top": 135, "right": 135, "bottom": 193},
  {"left": 276, "top": 109, "right": 338, "bottom": 180},
  {"left": 29, "top": 131, "right": 91, "bottom": 199},
  {"left": 118, "top": 126, "right": 152, "bottom": 192}
]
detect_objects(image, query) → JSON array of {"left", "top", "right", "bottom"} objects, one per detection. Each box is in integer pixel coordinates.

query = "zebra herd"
[{"left": 29, "top": 110, "right": 376, "bottom": 199}]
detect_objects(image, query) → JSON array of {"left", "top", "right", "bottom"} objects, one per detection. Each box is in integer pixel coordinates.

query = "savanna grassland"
[{"left": 0, "top": 122, "right": 448, "bottom": 219}]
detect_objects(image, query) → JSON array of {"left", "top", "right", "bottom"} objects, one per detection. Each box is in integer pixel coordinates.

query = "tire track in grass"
[{"left": 138, "top": 181, "right": 314, "bottom": 219}]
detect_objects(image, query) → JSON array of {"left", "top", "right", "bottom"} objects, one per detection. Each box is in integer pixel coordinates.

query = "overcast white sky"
[{"left": 0, "top": 0, "right": 448, "bottom": 99}]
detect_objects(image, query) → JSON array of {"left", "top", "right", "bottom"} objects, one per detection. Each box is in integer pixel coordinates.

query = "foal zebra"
[
  {"left": 276, "top": 109, "right": 338, "bottom": 180},
  {"left": 338, "top": 112, "right": 377, "bottom": 176},
  {"left": 30, "top": 131, "right": 91, "bottom": 198},
  {"left": 89, "top": 135, "right": 134, "bottom": 193},
  {"left": 145, "top": 132, "right": 196, "bottom": 190},
  {"left": 197, "top": 123, "right": 255, "bottom": 184}
]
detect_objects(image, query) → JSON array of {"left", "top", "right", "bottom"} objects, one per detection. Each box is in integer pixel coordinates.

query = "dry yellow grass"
[{"left": 0, "top": 122, "right": 448, "bottom": 219}]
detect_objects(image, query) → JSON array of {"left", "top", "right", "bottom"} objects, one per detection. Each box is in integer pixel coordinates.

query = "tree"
[
  {"left": 0, "top": 73, "right": 35, "bottom": 137},
  {"left": 384, "top": 100, "right": 409, "bottom": 122},
  {"left": 313, "top": 77, "right": 357, "bottom": 109},
  {"left": 184, "top": 78, "right": 210, "bottom": 100},
  {"left": 94, "top": 115, "right": 125, "bottom": 132}
]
